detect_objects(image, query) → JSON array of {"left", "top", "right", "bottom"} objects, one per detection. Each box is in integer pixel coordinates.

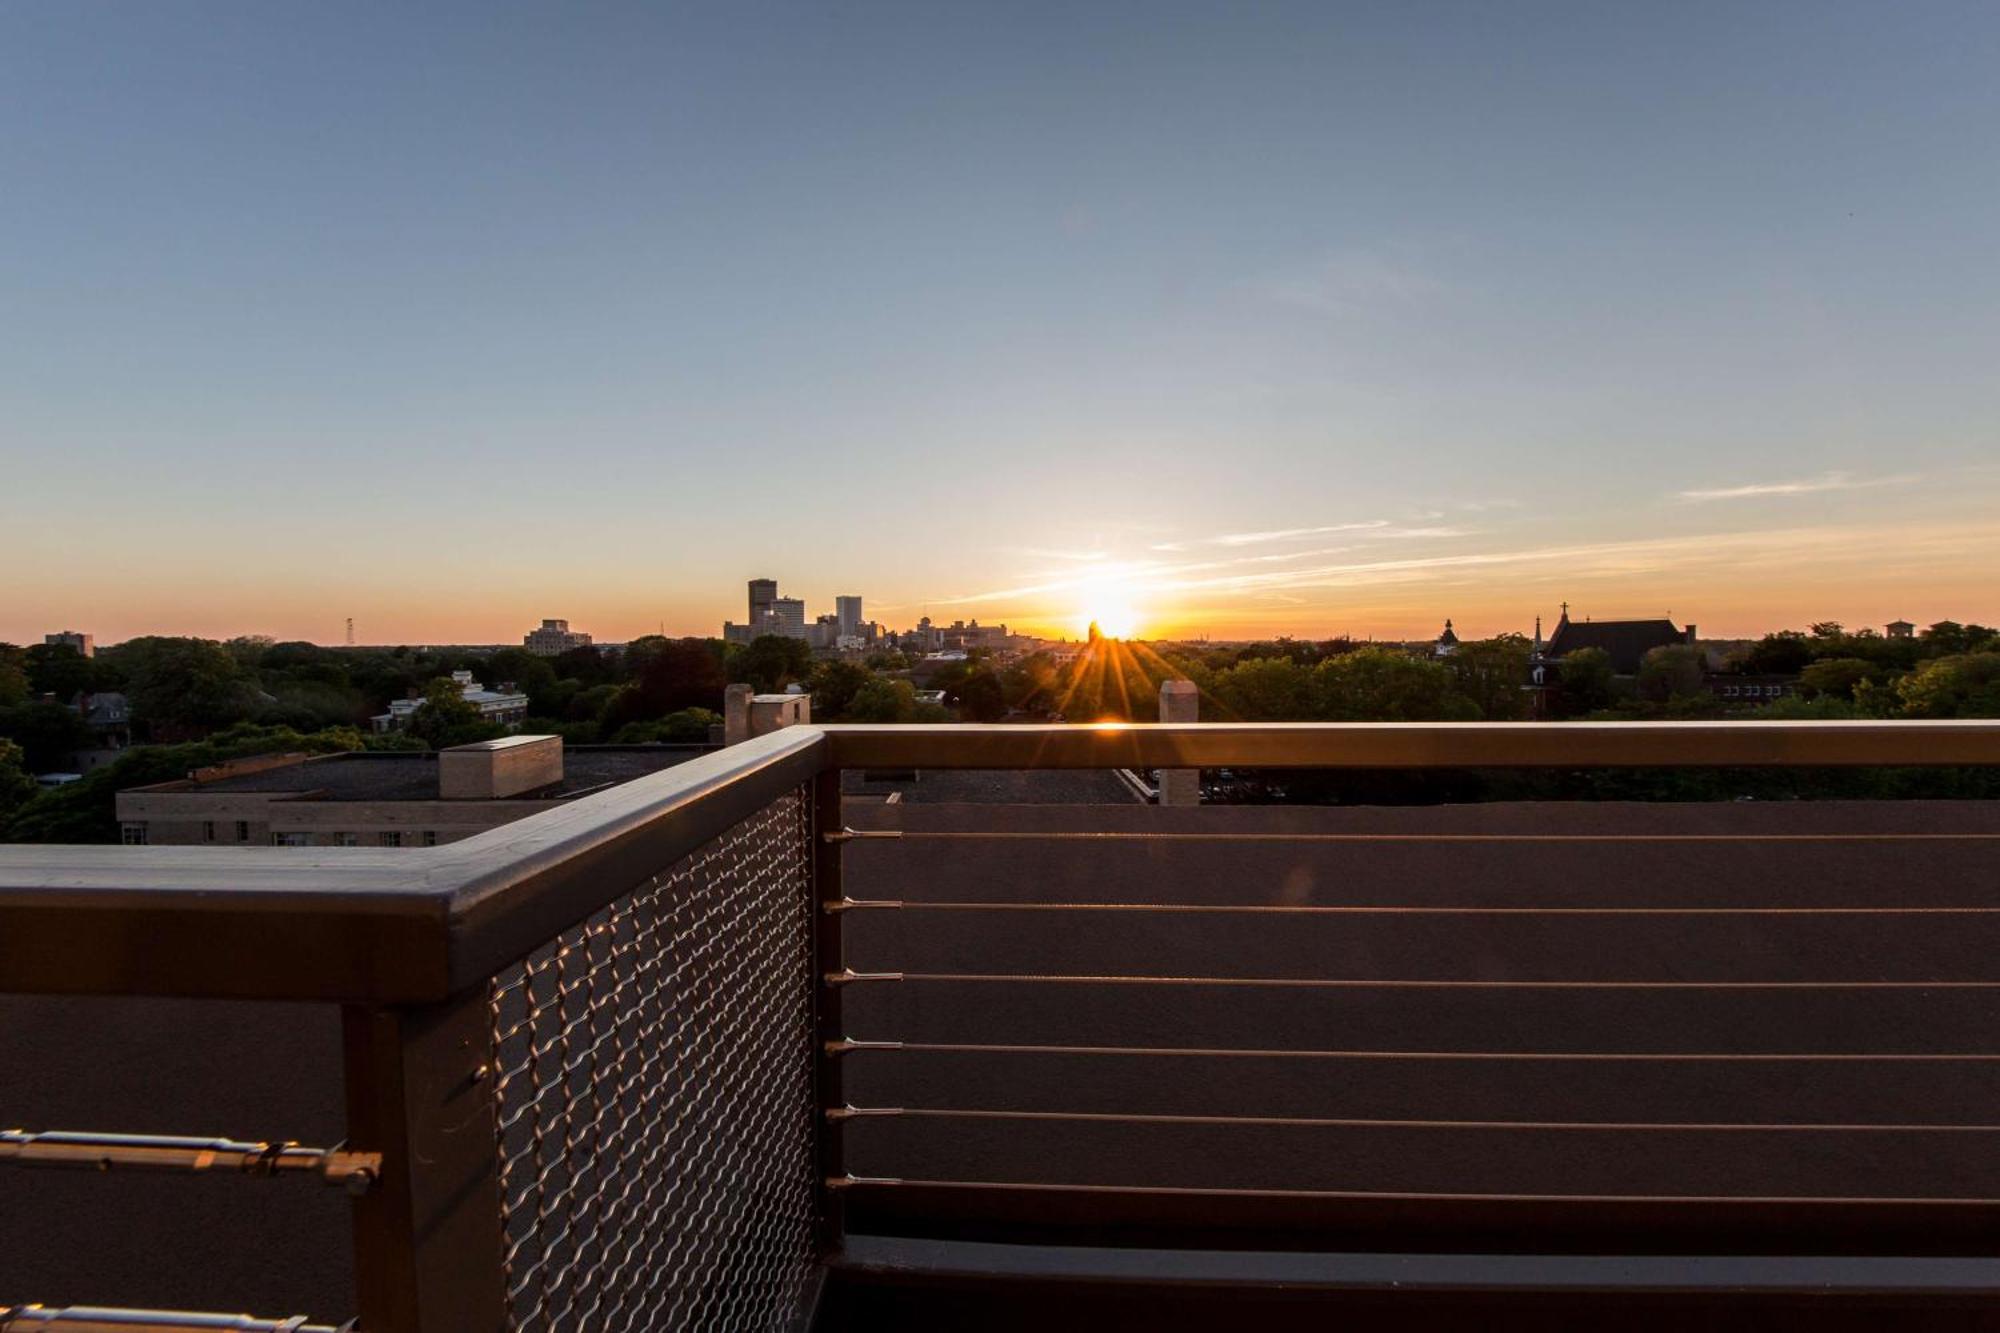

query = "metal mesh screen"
[{"left": 490, "top": 787, "right": 818, "bottom": 1332}]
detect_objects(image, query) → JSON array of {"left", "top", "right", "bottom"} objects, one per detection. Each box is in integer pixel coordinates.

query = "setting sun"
[{"left": 1076, "top": 578, "right": 1144, "bottom": 640}]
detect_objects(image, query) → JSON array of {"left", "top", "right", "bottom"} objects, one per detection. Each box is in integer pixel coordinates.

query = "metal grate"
[{"left": 490, "top": 787, "right": 818, "bottom": 1332}]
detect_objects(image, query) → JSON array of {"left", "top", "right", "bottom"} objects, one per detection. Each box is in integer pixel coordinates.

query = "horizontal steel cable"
[
  {"left": 826, "top": 1039, "right": 2000, "bottom": 1062},
  {"left": 837, "top": 829, "right": 2000, "bottom": 842},
  {"left": 826, "top": 1106, "right": 2000, "bottom": 1133},
  {"left": 830, "top": 898, "right": 2000, "bottom": 915},
  {"left": 828, "top": 970, "right": 2000, "bottom": 989},
  {"left": 825, "top": 1175, "right": 2000, "bottom": 1206}
]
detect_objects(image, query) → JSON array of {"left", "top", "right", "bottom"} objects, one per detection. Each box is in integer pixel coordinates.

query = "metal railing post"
[
  {"left": 813, "top": 767, "right": 847, "bottom": 1259},
  {"left": 343, "top": 993, "right": 505, "bottom": 1332}
]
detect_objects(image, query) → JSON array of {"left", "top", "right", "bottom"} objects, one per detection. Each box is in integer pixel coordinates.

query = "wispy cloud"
[
  {"left": 1676, "top": 471, "right": 1920, "bottom": 503},
  {"left": 1155, "top": 521, "right": 1467, "bottom": 551},
  {"left": 1209, "top": 522, "right": 1390, "bottom": 547},
  {"left": 930, "top": 520, "right": 2000, "bottom": 612}
]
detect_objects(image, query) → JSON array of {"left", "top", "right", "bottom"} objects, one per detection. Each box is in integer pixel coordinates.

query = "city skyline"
[{"left": 6, "top": 4, "right": 2000, "bottom": 644}]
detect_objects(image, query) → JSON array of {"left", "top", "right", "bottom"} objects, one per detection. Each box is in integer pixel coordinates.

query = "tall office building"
[
  {"left": 748, "top": 579, "right": 778, "bottom": 627},
  {"left": 767, "top": 597, "right": 807, "bottom": 639},
  {"left": 836, "top": 596, "right": 863, "bottom": 640}
]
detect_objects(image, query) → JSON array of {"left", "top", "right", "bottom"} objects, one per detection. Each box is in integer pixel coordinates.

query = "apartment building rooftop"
[{"left": 153, "top": 745, "right": 707, "bottom": 802}]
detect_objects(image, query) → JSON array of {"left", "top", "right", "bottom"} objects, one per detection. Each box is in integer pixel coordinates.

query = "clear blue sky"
[{"left": 5, "top": 2, "right": 1997, "bottom": 643}]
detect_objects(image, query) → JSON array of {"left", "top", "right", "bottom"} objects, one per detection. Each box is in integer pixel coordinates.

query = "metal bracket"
[
  {"left": 822, "top": 970, "right": 904, "bottom": 987},
  {"left": 823, "top": 1038, "right": 904, "bottom": 1056},
  {"left": 822, "top": 828, "right": 900, "bottom": 844},
  {"left": 823, "top": 1105, "right": 903, "bottom": 1123},
  {"left": 0, "top": 1130, "right": 380, "bottom": 1196}
]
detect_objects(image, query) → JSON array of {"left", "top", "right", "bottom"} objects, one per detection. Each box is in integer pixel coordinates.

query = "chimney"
[
  {"left": 1157, "top": 680, "right": 1200, "bottom": 807},
  {"left": 725, "top": 683, "right": 754, "bottom": 746}
]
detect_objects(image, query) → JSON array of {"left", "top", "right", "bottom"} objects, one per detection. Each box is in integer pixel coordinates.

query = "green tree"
[
  {"left": 1446, "top": 635, "right": 1533, "bottom": 720},
  {"left": 611, "top": 707, "right": 722, "bottom": 743},
  {"left": 806, "top": 660, "right": 874, "bottom": 719},
  {"left": 1637, "top": 644, "right": 1707, "bottom": 703},
  {"left": 25, "top": 644, "right": 97, "bottom": 700},
  {"left": 949, "top": 668, "right": 1007, "bottom": 722},
  {"left": 484, "top": 648, "right": 561, "bottom": 707},
  {"left": 553, "top": 644, "right": 614, "bottom": 687},
  {"left": 1314, "top": 649, "right": 1478, "bottom": 721},
  {"left": 846, "top": 679, "right": 919, "bottom": 723},
  {"left": 4, "top": 723, "right": 363, "bottom": 844},
  {"left": 569, "top": 682, "right": 621, "bottom": 726},
  {"left": 0, "top": 646, "right": 27, "bottom": 707},
  {"left": 1896, "top": 653, "right": 2000, "bottom": 718},
  {"left": 1920, "top": 622, "right": 1998, "bottom": 657},
  {"left": 1210, "top": 656, "right": 1314, "bottom": 720},
  {"left": 1554, "top": 647, "right": 1616, "bottom": 717},
  {"left": 0, "top": 739, "right": 34, "bottom": 818},
  {"left": 224, "top": 635, "right": 276, "bottom": 669},
  {"left": 0, "top": 702, "right": 96, "bottom": 772},
  {"left": 406, "top": 677, "right": 502, "bottom": 749},
  {"left": 1737, "top": 631, "right": 1813, "bottom": 676},
  {"left": 736, "top": 635, "right": 812, "bottom": 693},
  {"left": 1796, "top": 657, "right": 1881, "bottom": 701},
  {"left": 111, "top": 637, "right": 260, "bottom": 737}
]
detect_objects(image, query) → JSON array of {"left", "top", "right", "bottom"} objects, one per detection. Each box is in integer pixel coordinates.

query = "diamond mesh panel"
[{"left": 490, "top": 787, "right": 818, "bottom": 1332}]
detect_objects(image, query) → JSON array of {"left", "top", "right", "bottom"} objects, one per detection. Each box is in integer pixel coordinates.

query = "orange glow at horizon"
[{"left": 1073, "top": 573, "right": 1146, "bottom": 640}]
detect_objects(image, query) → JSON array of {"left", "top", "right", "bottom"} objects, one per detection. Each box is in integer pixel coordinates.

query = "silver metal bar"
[
  {"left": 0, "top": 1131, "right": 378, "bottom": 1194},
  {"left": 0, "top": 1307, "right": 350, "bottom": 1332}
]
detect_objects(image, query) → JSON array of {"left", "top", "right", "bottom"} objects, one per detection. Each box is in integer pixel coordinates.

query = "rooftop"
[{"left": 151, "top": 744, "right": 715, "bottom": 802}]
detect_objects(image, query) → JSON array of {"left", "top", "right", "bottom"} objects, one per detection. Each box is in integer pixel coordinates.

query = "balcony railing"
[{"left": 3, "top": 721, "right": 2000, "bottom": 1330}]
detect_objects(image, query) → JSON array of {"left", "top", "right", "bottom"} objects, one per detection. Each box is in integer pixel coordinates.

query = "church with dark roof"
[{"left": 1540, "top": 604, "right": 1696, "bottom": 674}]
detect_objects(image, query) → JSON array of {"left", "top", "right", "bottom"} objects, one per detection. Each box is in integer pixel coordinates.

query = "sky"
[{"left": 4, "top": 1, "right": 1998, "bottom": 646}]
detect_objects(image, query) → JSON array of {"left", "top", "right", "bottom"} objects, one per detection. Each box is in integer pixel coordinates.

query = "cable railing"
[{"left": 2, "top": 720, "right": 1999, "bottom": 1327}]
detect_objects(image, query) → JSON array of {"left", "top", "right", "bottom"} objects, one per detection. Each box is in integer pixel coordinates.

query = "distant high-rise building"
[
  {"left": 836, "top": 595, "right": 863, "bottom": 640},
  {"left": 767, "top": 597, "right": 807, "bottom": 640},
  {"left": 44, "top": 631, "right": 95, "bottom": 658},
  {"left": 523, "top": 619, "right": 593, "bottom": 656},
  {"left": 748, "top": 579, "right": 778, "bottom": 627}
]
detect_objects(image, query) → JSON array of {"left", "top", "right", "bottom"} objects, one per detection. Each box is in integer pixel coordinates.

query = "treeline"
[
  {"left": 3, "top": 618, "right": 1995, "bottom": 837},
  {"left": 1715, "top": 620, "right": 2000, "bottom": 718}
]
